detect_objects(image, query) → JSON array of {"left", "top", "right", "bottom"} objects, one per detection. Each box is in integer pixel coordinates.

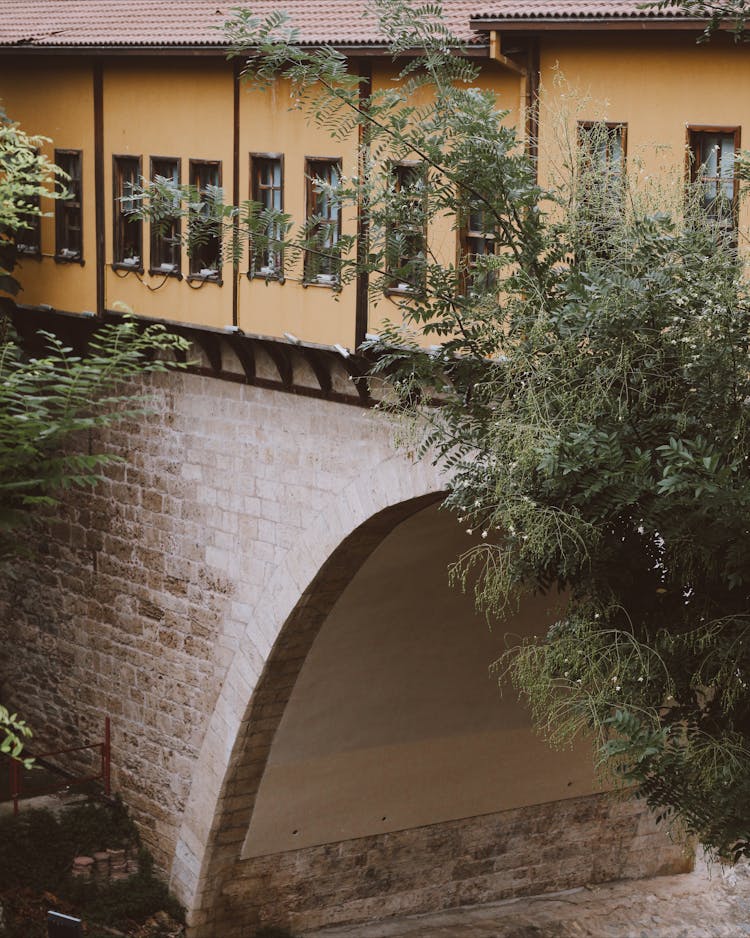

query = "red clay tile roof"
[
  {"left": 471, "top": 1, "right": 691, "bottom": 22},
  {"left": 0, "top": 0, "right": 699, "bottom": 49},
  {"left": 0, "top": 0, "right": 489, "bottom": 48}
]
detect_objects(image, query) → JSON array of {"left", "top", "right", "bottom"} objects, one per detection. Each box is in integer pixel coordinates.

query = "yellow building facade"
[{"left": 1, "top": 2, "right": 747, "bottom": 349}]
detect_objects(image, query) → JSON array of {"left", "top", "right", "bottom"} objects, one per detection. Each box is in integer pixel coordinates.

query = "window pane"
[
  {"left": 114, "top": 156, "right": 142, "bottom": 267},
  {"left": 150, "top": 158, "right": 180, "bottom": 273},
  {"left": 387, "top": 162, "right": 426, "bottom": 290},
  {"left": 690, "top": 129, "right": 738, "bottom": 237},
  {"left": 55, "top": 150, "right": 82, "bottom": 260},
  {"left": 189, "top": 160, "right": 222, "bottom": 278},
  {"left": 251, "top": 156, "right": 283, "bottom": 277},
  {"left": 305, "top": 159, "right": 341, "bottom": 283}
]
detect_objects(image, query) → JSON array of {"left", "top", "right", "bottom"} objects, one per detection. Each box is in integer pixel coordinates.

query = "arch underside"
[{"left": 192, "top": 501, "right": 691, "bottom": 937}]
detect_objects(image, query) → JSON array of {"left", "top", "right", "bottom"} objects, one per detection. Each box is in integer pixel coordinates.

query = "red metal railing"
[{"left": 9, "top": 717, "right": 111, "bottom": 815}]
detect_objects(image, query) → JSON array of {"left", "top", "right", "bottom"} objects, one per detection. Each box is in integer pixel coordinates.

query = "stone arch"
[
  {"left": 178, "top": 483, "right": 690, "bottom": 938},
  {"left": 170, "top": 453, "right": 447, "bottom": 934}
]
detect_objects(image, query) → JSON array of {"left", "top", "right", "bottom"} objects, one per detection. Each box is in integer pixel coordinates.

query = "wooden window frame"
[
  {"left": 386, "top": 160, "right": 427, "bottom": 294},
  {"left": 112, "top": 154, "right": 143, "bottom": 272},
  {"left": 149, "top": 156, "right": 182, "bottom": 278},
  {"left": 54, "top": 148, "right": 84, "bottom": 264},
  {"left": 187, "top": 158, "right": 223, "bottom": 284},
  {"left": 249, "top": 152, "right": 284, "bottom": 281},
  {"left": 575, "top": 122, "right": 628, "bottom": 260},
  {"left": 457, "top": 201, "right": 496, "bottom": 296},
  {"left": 303, "top": 157, "right": 342, "bottom": 287},
  {"left": 686, "top": 125, "right": 741, "bottom": 236},
  {"left": 577, "top": 121, "right": 628, "bottom": 179}
]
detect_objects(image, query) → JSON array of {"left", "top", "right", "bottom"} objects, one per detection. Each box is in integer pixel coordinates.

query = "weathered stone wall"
[
  {"left": 0, "top": 364, "right": 692, "bottom": 937},
  {"left": 219, "top": 794, "right": 691, "bottom": 935},
  {"left": 0, "top": 366, "right": 444, "bottom": 921}
]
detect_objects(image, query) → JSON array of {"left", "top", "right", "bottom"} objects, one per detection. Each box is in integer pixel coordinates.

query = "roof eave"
[
  {"left": 470, "top": 15, "right": 709, "bottom": 31},
  {"left": 0, "top": 40, "right": 489, "bottom": 57}
]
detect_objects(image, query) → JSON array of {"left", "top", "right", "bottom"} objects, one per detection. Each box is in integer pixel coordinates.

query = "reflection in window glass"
[
  {"left": 113, "top": 155, "right": 142, "bottom": 268},
  {"left": 251, "top": 156, "right": 283, "bottom": 278},
  {"left": 304, "top": 159, "right": 341, "bottom": 284},
  {"left": 150, "top": 157, "right": 181, "bottom": 276}
]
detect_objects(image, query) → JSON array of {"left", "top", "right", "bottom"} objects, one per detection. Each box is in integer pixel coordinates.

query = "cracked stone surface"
[{"left": 306, "top": 858, "right": 750, "bottom": 938}]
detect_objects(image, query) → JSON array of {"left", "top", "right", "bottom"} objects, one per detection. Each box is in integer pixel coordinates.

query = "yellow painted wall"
[
  {"left": 0, "top": 58, "right": 97, "bottom": 313},
  {"left": 102, "top": 60, "right": 234, "bottom": 329},
  {"left": 4, "top": 34, "right": 750, "bottom": 343},
  {"left": 537, "top": 32, "right": 750, "bottom": 231},
  {"left": 366, "top": 59, "right": 522, "bottom": 342},
  {"left": 237, "top": 78, "right": 360, "bottom": 346}
]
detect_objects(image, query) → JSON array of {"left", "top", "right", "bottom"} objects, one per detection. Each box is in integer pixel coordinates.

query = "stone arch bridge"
[{"left": 2, "top": 309, "right": 689, "bottom": 937}]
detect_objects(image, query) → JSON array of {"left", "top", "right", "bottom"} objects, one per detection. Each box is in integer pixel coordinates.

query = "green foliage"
[
  {"left": 0, "top": 704, "right": 33, "bottom": 767},
  {"left": 0, "top": 315, "right": 187, "bottom": 760},
  {"left": 0, "top": 111, "right": 190, "bottom": 762},
  {"left": 222, "top": 0, "right": 750, "bottom": 861},
  {"left": 0, "top": 800, "right": 137, "bottom": 890},
  {"left": 0, "top": 801, "right": 184, "bottom": 937},
  {"left": 0, "top": 316, "right": 189, "bottom": 560},
  {"left": 73, "top": 852, "right": 184, "bottom": 930},
  {"left": 0, "top": 106, "right": 65, "bottom": 296}
]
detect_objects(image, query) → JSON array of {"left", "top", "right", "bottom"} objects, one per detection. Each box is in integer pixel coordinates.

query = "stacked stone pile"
[{"left": 71, "top": 846, "right": 140, "bottom": 883}]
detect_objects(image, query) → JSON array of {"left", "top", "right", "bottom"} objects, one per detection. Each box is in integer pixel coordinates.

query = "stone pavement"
[{"left": 306, "top": 858, "right": 750, "bottom": 938}]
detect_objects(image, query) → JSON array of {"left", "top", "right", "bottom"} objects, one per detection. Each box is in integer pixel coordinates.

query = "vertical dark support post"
[
  {"left": 103, "top": 715, "right": 111, "bottom": 796},
  {"left": 354, "top": 59, "right": 372, "bottom": 351},
  {"left": 525, "top": 40, "right": 540, "bottom": 179},
  {"left": 93, "top": 61, "right": 105, "bottom": 317},
  {"left": 232, "top": 60, "right": 241, "bottom": 328}
]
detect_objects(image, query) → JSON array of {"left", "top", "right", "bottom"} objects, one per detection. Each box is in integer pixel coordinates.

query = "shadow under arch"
[
  {"left": 184, "top": 490, "right": 445, "bottom": 935},
  {"left": 182, "top": 488, "right": 690, "bottom": 937}
]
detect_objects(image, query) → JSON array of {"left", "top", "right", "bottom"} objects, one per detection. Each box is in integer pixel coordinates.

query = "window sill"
[
  {"left": 247, "top": 271, "right": 285, "bottom": 284},
  {"left": 112, "top": 262, "right": 145, "bottom": 274},
  {"left": 149, "top": 267, "right": 183, "bottom": 281},
  {"left": 16, "top": 248, "right": 41, "bottom": 259},
  {"left": 187, "top": 273, "right": 222, "bottom": 286},
  {"left": 54, "top": 253, "right": 85, "bottom": 266},
  {"left": 384, "top": 284, "right": 420, "bottom": 297},
  {"left": 302, "top": 278, "right": 341, "bottom": 290}
]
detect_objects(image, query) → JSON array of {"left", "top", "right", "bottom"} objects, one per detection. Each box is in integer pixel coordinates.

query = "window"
[
  {"left": 576, "top": 122, "right": 627, "bottom": 256},
  {"left": 688, "top": 127, "right": 740, "bottom": 239},
  {"left": 188, "top": 159, "right": 222, "bottom": 281},
  {"left": 16, "top": 194, "right": 41, "bottom": 257},
  {"left": 13, "top": 144, "right": 41, "bottom": 256},
  {"left": 578, "top": 122, "right": 626, "bottom": 182},
  {"left": 150, "top": 157, "right": 181, "bottom": 276},
  {"left": 459, "top": 202, "right": 495, "bottom": 294},
  {"left": 250, "top": 154, "right": 283, "bottom": 279},
  {"left": 304, "top": 158, "right": 341, "bottom": 285},
  {"left": 55, "top": 149, "right": 83, "bottom": 262},
  {"left": 387, "top": 162, "right": 426, "bottom": 291},
  {"left": 113, "top": 155, "right": 142, "bottom": 270}
]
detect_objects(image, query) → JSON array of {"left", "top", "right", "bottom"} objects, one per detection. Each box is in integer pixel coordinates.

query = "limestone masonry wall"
[
  {"left": 0, "top": 370, "right": 436, "bottom": 856},
  {"left": 0, "top": 367, "right": 691, "bottom": 936},
  {"left": 220, "top": 794, "right": 691, "bottom": 935},
  {"left": 0, "top": 368, "right": 442, "bottom": 919}
]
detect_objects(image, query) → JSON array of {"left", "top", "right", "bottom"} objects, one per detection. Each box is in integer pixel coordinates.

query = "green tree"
[
  {"left": 130, "top": 1, "right": 750, "bottom": 861},
  {"left": 0, "top": 109, "right": 189, "bottom": 761}
]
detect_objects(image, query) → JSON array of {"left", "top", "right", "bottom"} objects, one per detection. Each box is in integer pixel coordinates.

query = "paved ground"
[{"left": 308, "top": 858, "right": 750, "bottom": 938}]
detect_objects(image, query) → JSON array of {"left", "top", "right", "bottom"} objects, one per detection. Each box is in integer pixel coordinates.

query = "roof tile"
[
  {"left": 0, "top": 0, "right": 489, "bottom": 48},
  {"left": 471, "top": 1, "right": 689, "bottom": 21}
]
